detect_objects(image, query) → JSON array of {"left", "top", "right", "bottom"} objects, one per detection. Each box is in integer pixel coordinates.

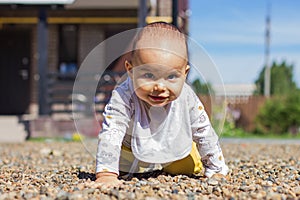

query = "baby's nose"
[{"left": 154, "top": 82, "right": 166, "bottom": 91}]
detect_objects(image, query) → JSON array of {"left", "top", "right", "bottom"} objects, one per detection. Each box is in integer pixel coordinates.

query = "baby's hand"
[{"left": 93, "top": 172, "right": 122, "bottom": 189}]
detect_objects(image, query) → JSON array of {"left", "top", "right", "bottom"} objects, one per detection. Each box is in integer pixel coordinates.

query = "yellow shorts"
[{"left": 119, "top": 142, "right": 203, "bottom": 176}]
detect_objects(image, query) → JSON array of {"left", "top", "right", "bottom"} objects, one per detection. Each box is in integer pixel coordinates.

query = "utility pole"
[
  {"left": 138, "top": 0, "right": 147, "bottom": 27},
  {"left": 172, "top": 0, "right": 178, "bottom": 27},
  {"left": 264, "top": 2, "right": 271, "bottom": 97}
]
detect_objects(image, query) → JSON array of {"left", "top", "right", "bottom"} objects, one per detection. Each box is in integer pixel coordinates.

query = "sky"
[{"left": 188, "top": 0, "right": 300, "bottom": 87}]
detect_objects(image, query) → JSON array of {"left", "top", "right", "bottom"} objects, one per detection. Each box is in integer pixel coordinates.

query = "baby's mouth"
[{"left": 148, "top": 95, "right": 168, "bottom": 102}]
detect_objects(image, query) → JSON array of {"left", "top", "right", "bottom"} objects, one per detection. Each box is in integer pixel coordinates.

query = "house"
[
  {"left": 213, "top": 84, "right": 257, "bottom": 104},
  {"left": 212, "top": 83, "right": 267, "bottom": 132},
  {"left": 0, "top": 0, "right": 140, "bottom": 116},
  {"left": 0, "top": 0, "right": 189, "bottom": 139}
]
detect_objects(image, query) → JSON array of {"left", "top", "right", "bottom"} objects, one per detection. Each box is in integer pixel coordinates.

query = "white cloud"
[
  {"left": 192, "top": 52, "right": 300, "bottom": 87},
  {"left": 190, "top": 19, "right": 265, "bottom": 45},
  {"left": 188, "top": 0, "right": 300, "bottom": 87},
  {"left": 272, "top": 23, "right": 300, "bottom": 45},
  {"left": 209, "top": 53, "right": 264, "bottom": 84}
]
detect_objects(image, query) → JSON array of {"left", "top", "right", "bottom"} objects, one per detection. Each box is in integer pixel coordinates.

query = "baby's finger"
[{"left": 90, "top": 181, "right": 104, "bottom": 189}]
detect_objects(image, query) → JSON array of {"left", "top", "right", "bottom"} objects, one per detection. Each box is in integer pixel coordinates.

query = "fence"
[
  {"left": 47, "top": 71, "right": 124, "bottom": 116},
  {"left": 28, "top": 71, "right": 125, "bottom": 138},
  {"left": 197, "top": 95, "right": 267, "bottom": 132},
  {"left": 233, "top": 96, "right": 266, "bottom": 132},
  {"left": 46, "top": 74, "right": 267, "bottom": 135}
]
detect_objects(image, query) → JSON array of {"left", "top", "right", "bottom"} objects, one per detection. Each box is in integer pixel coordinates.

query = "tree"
[
  {"left": 254, "top": 60, "right": 300, "bottom": 135},
  {"left": 254, "top": 61, "right": 297, "bottom": 96},
  {"left": 255, "top": 90, "right": 300, "bottom": 135},
  {"left": 191, "top": 79, "right": 214, "bottom": 95},
  {"left": 284, "top": 91, "right": 300, "bottom": 135}
]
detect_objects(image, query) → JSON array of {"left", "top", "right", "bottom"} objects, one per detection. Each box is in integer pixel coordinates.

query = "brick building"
[
  {"left": 0, "top": 0, "right": 189, "bottom": 138},
  {"left": 0, "top": 0, "right": 140, "bottom": 116}
]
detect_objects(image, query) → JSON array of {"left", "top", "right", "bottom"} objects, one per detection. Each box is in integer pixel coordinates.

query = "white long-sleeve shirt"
[{"left": 96, "top": 77, "right": 229, "bottom": 177}]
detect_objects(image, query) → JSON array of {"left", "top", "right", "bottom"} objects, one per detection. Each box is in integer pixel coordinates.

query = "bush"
[
  {"left": 221, "top": 120, "right": 249, "bottom": 137},
  {"left": 255, "top": 91, "right": 300, "bottom": 135}
]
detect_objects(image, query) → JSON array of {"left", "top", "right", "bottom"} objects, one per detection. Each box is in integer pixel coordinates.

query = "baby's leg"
[
  {"left": 163, "top": 142, "right": 203, "bottom": 176},
  {"left": 119, "top": 145, "right": 162, "bottom": 175}
]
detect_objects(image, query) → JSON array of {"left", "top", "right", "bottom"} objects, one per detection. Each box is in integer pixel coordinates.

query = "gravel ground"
[{"left": 0, "top": 140, "right": 300, "bottom": 200}]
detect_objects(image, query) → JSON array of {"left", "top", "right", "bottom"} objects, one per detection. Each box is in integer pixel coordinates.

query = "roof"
[
  {"left": 0, "top": 0, "right": 141, "bottom": 8},
  {"left": 213, "top": 84, "right": 256, "bottom": 97},
  {"left": 66, "top": 0, "right": 140, "bottom": 9},
  {"left": 0, "top": 0, "right": 74, "bottom": 4}
]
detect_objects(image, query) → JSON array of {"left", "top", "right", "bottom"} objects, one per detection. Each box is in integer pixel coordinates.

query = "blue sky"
[{"left": 189, "top": 0, "right": 300, "bottom": 87}]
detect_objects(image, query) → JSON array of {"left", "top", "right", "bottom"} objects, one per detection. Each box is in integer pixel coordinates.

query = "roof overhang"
[
  {"left": 65, "top": 0, "right": 140, "bottom": 9},
  {"left": 0, "top": 0, "right": 74, "bottom": 4},
  {"left": 0, "top": 0, "right": 146, "bottom": 9}
]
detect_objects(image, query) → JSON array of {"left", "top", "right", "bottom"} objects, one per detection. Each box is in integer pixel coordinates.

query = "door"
[{"left": 0, "top": 29, "right": 31, "bottom": 115}]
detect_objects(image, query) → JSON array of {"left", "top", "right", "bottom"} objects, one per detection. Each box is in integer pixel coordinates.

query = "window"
[{"left": 58, "top": 24, "right": 78, "bottom": 75}]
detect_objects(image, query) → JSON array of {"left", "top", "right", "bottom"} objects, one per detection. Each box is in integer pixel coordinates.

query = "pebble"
[
  {"left": 207, "top": 178, "right": 218, "bottom": 186},
  {"left": 294, "top": 186, "right": 300, "bottom": 195},
  {"left": 0, "top": 142, "right": 300, "bottom": 199}
]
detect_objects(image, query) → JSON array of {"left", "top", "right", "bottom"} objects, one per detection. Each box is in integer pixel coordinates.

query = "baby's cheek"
[
  {"left": 167, "top": 93, "right": 177, "bottom": 102},
  {"left": 171, "top": 84, "right": 184, "bottom": 98},
  {"left": 135, "top": 80, "right": 153, "bottom": 91}
]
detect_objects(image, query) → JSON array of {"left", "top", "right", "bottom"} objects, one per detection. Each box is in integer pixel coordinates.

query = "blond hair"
[{"left": 130, "top": 22, "right": 188, "bottom": 62}]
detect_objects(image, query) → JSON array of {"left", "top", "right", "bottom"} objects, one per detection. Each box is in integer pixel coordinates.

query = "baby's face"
[{"left": 126, "top": 48, "right": 189, "bottom": 107}]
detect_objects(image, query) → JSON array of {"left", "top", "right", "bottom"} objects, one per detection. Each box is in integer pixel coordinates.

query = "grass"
[
  {"left": 27, "top": 125, "right": 300, "bottom": 142},
  {"left": 28, "top": 137, "right": 72, "bottom": 142},
  {"left": 221, "top": 126, "right": 300, "bottom": 139},
  {"left": 27, "top": 133, "right": 85, "bottom": 142}
]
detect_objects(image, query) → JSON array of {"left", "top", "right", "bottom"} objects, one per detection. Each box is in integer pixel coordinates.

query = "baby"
[{"left": 95, "top": 22, "right": 229, "bottom": 187}]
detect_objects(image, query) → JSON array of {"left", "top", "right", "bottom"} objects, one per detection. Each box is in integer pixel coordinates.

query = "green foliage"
[
  {"left": 221, "top": 120, "right": 248, "bottom": 138},
  {"left": 254, "top": 61, "right": 297, "bottom": 95},
  {"left": 254, "top": 60, "right": 299, "bottom": 135},
  {"left": 192, "top": 79, "right": 214, "bottom": 95},
  {"left": 255, "top": 90, "right": 300, "bottom": 134},
  {"left": 285, "top": 91, "right": 300, "bottom": 129}
]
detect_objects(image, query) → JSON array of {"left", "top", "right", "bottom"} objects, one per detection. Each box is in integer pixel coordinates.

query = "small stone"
[
  {"left": 293, "top": 186, "right": 300, "bottom": 195},
  {"left": 52, "top": 150, "right": 63, "bottom": 157},
  {"left": 40, "top": 148, "right": 52, "bottom": 155},
  {"left": 266, "top": 192, "right": 281, "bottom": 200},
  {"left": 76, "top": 183, "right": 85, "bottom": 190},
  {"left": 221, "top": 188, "right": 229, "bottom": 196},
  {"left": 207, "top": 186, "right": 213, "bottom": 193},
  {"left": 275, "top": 186, "right": 283, "bottom": 193},
  {"left": 239, "top": 186, "right": 248, "bottom": 192},
  {"left": 265, "top": 164, "right": 273, "bottom": 170},
  {"left": 187, "top": 192, "right": 195, "bottom": 200},
  {"left": 139, "top": 180, "right": 148, "bottom": 186},
  {"left": 172, "top": 189, "right": 179, "bottom": 194},
  {"left": 266, "top": 181, "right": 273, "bottom": 186},
  {"left": 207, "top": 178, "right": 218, "bottom": 186},
  {"left": 131, "top": 177, "right": 139, "bottom": 182},
  {"left": 56, "top": 190, "right": 69, "bottom": 200},
  {"left": 39, "top": 186, "right": 48, "bottom": 195},
  {"left": 110, "top": 189, "right": 119, "bottom": 198}
]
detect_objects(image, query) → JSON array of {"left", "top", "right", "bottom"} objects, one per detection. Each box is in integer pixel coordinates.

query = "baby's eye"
[
  {"left": 144, "top": 73, "right": 154, "bottom": 79},
  {"left": 167, "top": 74, "right": 178, "bottom": 80}
]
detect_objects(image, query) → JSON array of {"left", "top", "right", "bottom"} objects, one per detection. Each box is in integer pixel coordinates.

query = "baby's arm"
[
  {"left": 193, "top": 124, "right": 229, "bottom": 178},
  {"left": 188, "top": 89, "right": 229, "bottom": 178},
  {"left": 95, "top": 86, "right": 132, "bottom": 186},
  {"left": 95, "top": 133, "right": 123, "bottom": 186}
]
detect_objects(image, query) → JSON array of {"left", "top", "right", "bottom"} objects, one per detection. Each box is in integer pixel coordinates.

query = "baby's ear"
[
  {"left": 125, "top": 60, "right": 133, "bottom": 78},
  {"left": 185, "top": 64, "right": 190, "bottom": 75}
]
